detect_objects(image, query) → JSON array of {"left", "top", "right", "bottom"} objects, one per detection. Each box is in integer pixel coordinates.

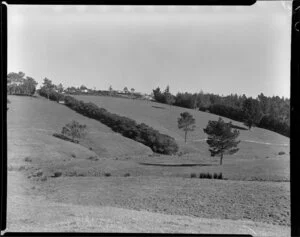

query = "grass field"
[
  {"left": 6, "top": 95, "right": 290, "bottom": 235},
  {"left": 75, "top": 95, "right": 289, "bottom": 157}
]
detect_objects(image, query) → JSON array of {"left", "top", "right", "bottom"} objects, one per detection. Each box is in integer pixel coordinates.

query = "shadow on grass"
[
  {"left": 139, "top": 162, "right": 216, "bottom": 167},
  {"left": 152, "top": 106, "right": 166, "bottom": 110},
  {"left": 230, "top": 124, "right": 248, "bottom": 130}
]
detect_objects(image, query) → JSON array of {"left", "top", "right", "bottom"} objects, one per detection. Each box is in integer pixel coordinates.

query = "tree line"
[
  {"left": 152, "top": 86, "right": 290, "bottom": 137},
  {"left": 7, "top": 72, "right": 38, "bottom": 96}
]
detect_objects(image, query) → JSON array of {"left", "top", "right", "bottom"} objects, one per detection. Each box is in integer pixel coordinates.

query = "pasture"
[{"left": 6, "top": 95, "right": 290, "bottom": 236}]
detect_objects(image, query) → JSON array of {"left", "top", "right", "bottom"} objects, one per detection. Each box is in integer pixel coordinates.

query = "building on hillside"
[{"left": 142, "top": 94, "right": 154, "bottom": 100}]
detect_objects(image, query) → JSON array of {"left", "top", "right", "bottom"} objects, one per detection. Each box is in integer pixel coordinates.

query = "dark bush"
[
  {"left": 40, "top": 92, "right": 178, "bottom": 154},
  {"left": 124, "top": 173, "right": 131, "bottom": 177},
  {"left": 278, "top": 151, "right": 285, "bottom": 155},
  {"left": 217, "top": 173, "right": 223, "bottom": 179},
  {"left": 208, "top": 104, "right": 245, "bottom": 122},
  {"left": 199, "top": 172, "right": 223, "bottom": 179},
  {"left": 259, "top": 115, "right": 290, "bottom": 137},
  {"left": 24, "top": 156, "right": 32, "bottom": 162},
  {"left": 104, "top": 172, "right": 111, "bottom": 177},
  {"left": 53, "top": 171, "right": 62, "bottom": 178},
  {"left": 190, "top": 173, "right": 197, "bottom": 178}
]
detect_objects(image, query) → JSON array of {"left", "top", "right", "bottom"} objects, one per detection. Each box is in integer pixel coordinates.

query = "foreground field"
[
  {"left": 6, "top": 95, "right": 290, "bottom": 235},
  {"left": 6, "top": 172, "right": 290, "bottom": 236}
]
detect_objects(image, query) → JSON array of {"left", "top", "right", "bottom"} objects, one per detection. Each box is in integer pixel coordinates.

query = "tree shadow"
[
  {"left": 139, "top": 162, "right": 216, "bottom": 167},
  {"left": 152, "top": 106, "right": 166, "bottom": 110},
  {"left": 230, "top": 124, "right": 248, "bottom": 130}
]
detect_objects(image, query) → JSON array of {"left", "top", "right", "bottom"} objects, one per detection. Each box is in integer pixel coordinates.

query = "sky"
[{"left": 7, "top": 2, "right": 292, "bottom": 98}]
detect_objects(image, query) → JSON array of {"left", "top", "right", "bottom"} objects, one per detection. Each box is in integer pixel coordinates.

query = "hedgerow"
[{"left": 39, "top": 91, "right": 179, "bottom": 154}]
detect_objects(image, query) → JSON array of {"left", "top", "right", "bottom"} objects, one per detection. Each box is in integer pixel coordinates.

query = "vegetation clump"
[
  {"left": 190, "top": 173, "right": 197, "bottom": 178},
  {"left": 61, "top": 120, "right": 87, "bottom": 143},
  {"left": 198, "top": 172, "right": 223, "bottom": 179}
]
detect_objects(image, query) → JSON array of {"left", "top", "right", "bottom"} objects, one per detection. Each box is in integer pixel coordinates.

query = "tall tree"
[
  {"left": 130, "top": 88, "right": 135, "bottom": 94},
  {"left": 57, "top": 83, "right": 64, "bottom": 93},
  {"left": 153, "top": 87, "right": 165, "bottom": 103},
  {"left": 164, "top": 86, "right": 175, "bottom": 106},
  {"left": 80, "top": 85, "right": 87, "bottom": 91},
  {"left": 41, "top": 78, "right": 54, "bottom": 99},
  {"left": 178, "top": 112, "right": 196, "bottom": 143},
  {"left": 242, "top": 98, "right": 262, "bottom": 130},
  {"left": 123, "top": 87, "right": 129, "bottom": 94},
  {"left": 23, "top": 77, "right": 38, "bottom": 95},
  {"left": 203, "top": 117, "right": 240, "bottom": 165}
]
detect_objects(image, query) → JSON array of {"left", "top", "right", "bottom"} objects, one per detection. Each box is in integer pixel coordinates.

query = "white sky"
[{"left": 7, "top": 2, "right": 292, "bottom": 98}]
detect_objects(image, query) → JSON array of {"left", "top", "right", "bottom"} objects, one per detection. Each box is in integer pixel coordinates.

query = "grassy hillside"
[
  {"left": 8, "top": 95, "right": 152, "bottom": 161},
  {"left": 75, "top": 95, "right": 289, "bottom": 158},
  {"left": 7, "top": 95, "right": 290, "bottom": 234}
]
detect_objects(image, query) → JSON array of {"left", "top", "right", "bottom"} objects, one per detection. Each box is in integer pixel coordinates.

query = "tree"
[
  {"left": 23, "top": 77, "right": 38, "bottom": 95},
  {"left": 164, "top": 85, "right": 175, "bottom": 106},
  {"left": 41, "top": 78, "right": 55, "bottom": 99},
  {"left": 177, "top": 112, "right": 196, "bottom": 143},
  {"left": 61, "top": 120, "right": 87, "bottom": 143},
  {"left": 57, "top": 83, "right": 64, "bottom": 93},
  {"left": 80, "top": 85, "right": 87, "bottom": 90},
  {"left": 153, "top": 87, "right": 165, "bottom": 103},
  {"left": 123, "top": 87, "right": 129, "bottom": 94},
  {"left": 203, "top": 117, "right": 240, "bottom": 165},
  {"left": 130, "top": 88, "right": 135, "bottom": 94},
  {"left": 242, "top": 98, "right": 262, "bottom": 130}
]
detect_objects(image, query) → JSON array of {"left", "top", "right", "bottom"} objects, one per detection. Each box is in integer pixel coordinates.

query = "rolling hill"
[{"left": 6, "top": 95, "right": 290, "bottom": 235}]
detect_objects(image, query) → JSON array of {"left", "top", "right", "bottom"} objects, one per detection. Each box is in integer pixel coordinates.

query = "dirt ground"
[{"left": 6, "top": 172, "right": 290, "bottom": 236}]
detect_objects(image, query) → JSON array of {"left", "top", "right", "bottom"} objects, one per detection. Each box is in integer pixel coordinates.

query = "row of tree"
[
  {"left": 7, "top": 72, "right": 38, "bottom": 96},
  {"left": 152, "top": 86, "right": 290, "bottom": 137}
]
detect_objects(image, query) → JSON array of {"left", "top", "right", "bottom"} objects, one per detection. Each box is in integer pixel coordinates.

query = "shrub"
[
  {"left": 104, "top": 172, "right": 111, "bottom": 177},
  {"left": 199, "top": 172, "right": 222, "bottom": 179},
  {"left": 71, "top": 154, "right": 76, "bottom": 158},
  {"left": 124, "top": 173, "right": 131, "bottom": 177},
  {"left": 190, "top": 173, "right": 197, "bottom": 178},
  {"left": 278, "top": 151, "right": 285, "bottom": 155},
  {"left": 88, "top": 156, "right": 99, "bottom": 161},
  {"left": 24, "top": 156, "right": 32, "bottom": 162},
  {"left": 217, "top": 173, "right": 223, "bottom": 179},
  {"left": 199, "top": 173, "right": 205, "bottom": 178},
  {"left": 53, "top": 171, "right": 62, "bottom": 178},
  {"left": 61, "top": 120, "right": 87, "bottom": 143},
  {"left": 40, "top": 176, "right": 47, "bottom": 181}
]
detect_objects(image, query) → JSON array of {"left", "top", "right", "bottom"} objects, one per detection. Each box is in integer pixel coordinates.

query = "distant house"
[{"left": 142, "top": 94, "right": 154, "bottom": 101}]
